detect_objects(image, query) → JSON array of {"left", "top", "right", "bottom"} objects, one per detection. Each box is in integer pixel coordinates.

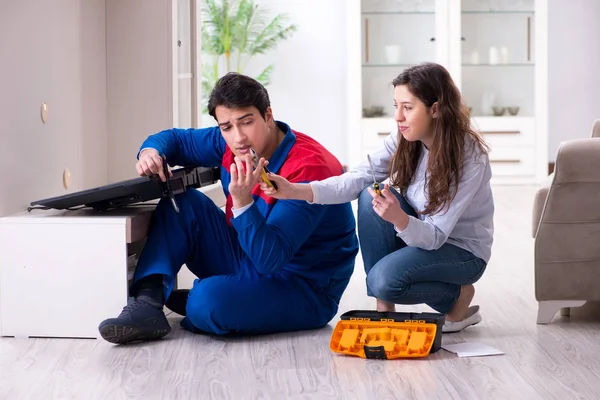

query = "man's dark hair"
[{"left": 207, "top": 72, "right": 271, "bottom": 120}]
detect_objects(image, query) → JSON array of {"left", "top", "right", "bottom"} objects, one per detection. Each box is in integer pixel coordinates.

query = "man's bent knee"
[{"left": 184, "top": 278, "right": 232, "bottom": 335}]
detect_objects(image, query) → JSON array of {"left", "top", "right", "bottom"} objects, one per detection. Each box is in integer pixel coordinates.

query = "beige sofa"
[{"left": 532, "top": 119, "right": 600, "bottom": 324}]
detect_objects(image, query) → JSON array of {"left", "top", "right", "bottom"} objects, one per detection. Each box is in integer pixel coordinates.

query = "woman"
[{"left": 260, "top": 62, "right": 493, "bottom": 333}]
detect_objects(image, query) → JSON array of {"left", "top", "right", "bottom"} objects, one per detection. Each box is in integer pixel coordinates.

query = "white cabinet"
[
  {"left": 346, "top": 0, "right": 548, "bottom": 184},
  {"left": 0, "top": 184, "right": 226, "bottom": 339},
  {"left": 0, "top": 207, "right": 155, "bottom": 338},
  {"left": 0, "top": 0, "right": 107, "bottom": 217},
  {"left": 358, "top": 118, "right": 395, "bottom": 162},
  {"left": 451, "top": 0, "right": 548, "bottom": 184},
  {"left": 473, "top": 116, "right": 538, "bottom": 182},
  {"left": 357, "top": 0, "right": 449, "bottom": 119}
]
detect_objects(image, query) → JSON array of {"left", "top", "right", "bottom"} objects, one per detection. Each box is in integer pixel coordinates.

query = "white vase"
[
  {"left": 384, "top": 45, "right": 401, "bottom": 64},
  {"left": 500, "top": 46, "right": 509, "bottom": 64},
  {"left": 488, "top": 47, "right": 499, "bottom": 65},
  {"left": 480, "top": 92, "right": 495, "bottom": 116}
]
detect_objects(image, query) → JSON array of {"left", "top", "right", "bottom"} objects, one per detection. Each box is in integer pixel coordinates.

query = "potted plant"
[{"left": 201, "top": 0, "right": 298, "bottom": 108}]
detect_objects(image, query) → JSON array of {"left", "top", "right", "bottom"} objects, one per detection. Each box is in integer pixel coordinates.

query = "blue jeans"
[{"left": 357, "top": 186, "right": 487, "bottom": 314}]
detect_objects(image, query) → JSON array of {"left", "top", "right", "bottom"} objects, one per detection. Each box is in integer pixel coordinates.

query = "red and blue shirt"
[{"left": 139, "top": 121, "right": 359, "bottom": 283}]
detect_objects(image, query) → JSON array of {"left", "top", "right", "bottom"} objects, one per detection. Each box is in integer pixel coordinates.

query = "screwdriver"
[
  {"left": 250, "top": 148, "right": 278, "bottom": 190},
  {"left": 162, "top": 155, "right": 179, "bottom": 213},
  {"left": 367, "top": 154, "right": 382, "bottom": 196}
]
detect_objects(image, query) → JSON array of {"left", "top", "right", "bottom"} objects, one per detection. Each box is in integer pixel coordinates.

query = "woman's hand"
[
  {"left": 259, "top": 173, "right": 314, "bottom": 202},
  {"left": 368, "top": 184, "right": 409, "bottom": 230},
  {"left": 229, "top": 154, "right": 267, "bottom": 209}
]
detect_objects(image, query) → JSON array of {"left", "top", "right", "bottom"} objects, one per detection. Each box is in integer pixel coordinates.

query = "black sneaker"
[
  {"left": 98, "top": 299, "right": 171, "bottom": 344},
  {"left": 165, "top": 289, "right": 190, "bottom": 316}
]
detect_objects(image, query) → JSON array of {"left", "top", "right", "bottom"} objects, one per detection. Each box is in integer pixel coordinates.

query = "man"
[{"left": 98, "top": 72, "right": 359, "bottom": 344}]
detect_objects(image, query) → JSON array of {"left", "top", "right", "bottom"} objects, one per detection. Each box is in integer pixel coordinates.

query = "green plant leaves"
[{"left": 200, "top": 0, "right": 297, "bottom": 108}]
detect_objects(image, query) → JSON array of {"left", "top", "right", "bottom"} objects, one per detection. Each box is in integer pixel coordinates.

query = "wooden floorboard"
[{"left": 2, "top": 185, "right": 600, "bottom": 400}]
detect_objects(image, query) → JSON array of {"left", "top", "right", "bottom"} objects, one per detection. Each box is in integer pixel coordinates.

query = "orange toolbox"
[{"left": 329, "top": 310, "right": 445, "bottom": 359}]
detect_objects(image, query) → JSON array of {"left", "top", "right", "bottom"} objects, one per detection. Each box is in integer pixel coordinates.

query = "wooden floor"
[{"left": 2, "top": 185, "right": 600, "bottom": 400}]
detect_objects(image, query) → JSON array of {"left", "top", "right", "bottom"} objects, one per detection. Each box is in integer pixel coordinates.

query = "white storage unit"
[
  {"left": 345, "top": 0, "right": 548, "bottom": 184},
  {"left": 0, "top": 184, "right": 225, "bottom": 339},
  {"left": 0, "top": 207, "right": 154, "bottom": 339}
]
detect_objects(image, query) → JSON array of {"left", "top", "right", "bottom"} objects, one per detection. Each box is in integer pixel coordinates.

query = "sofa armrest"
[
  {"left": 540, "top": 138, "right": 600, "bottom": 229},
  {"left": 535, "top": 138, "right": 600, "bottom": 267},
  {"left": 553, "top": 138, "right": 600, "bottom": 184},
  {"left": 532, "top": 173, "right": 553, "bottom": 238},
  {"left": 592, "top": 119, "right": 600, "bottom": 138}
]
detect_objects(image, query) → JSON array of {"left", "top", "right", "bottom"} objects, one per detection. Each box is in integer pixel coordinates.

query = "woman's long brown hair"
[{"left": 389, "top": 63, "right": 489, "bottom": 216}]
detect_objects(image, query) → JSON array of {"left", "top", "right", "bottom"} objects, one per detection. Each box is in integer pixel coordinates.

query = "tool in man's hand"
[
  {"left": 162, "top": 155, "right": 179, "bottom": 213},
  {"left": 250, "top": 148, "right": 278, "bottom": 190},
  {"left": 367, "top": 154, "right": 382, "bottom": 196}
]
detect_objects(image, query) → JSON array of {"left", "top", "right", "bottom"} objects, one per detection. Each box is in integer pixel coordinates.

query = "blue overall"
[{"left": 132, "top": 122, "right": 359, "bottom": 335}]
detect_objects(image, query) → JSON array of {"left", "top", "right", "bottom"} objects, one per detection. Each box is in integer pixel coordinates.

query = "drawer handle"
[
  {"left": 491, "top": 159, "right": 522, "bottom": 164},
  {"left": 482, "top": 131, "right": 520, "bottom": 135},
  {"left": 378, "top": 132, "right": 391, "bottom": 137}
]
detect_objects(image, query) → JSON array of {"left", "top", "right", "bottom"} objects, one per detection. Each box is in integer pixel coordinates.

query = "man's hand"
[
  {"left": 136, "top": 149, "right": 173, "bottom": 182},
  {"left": 229, "top": 153, "right": 266, "bottom": 209},
  {"left": 368, "top": 184, "right": 409, "bottom": 230},
  {"left": 259, "top": 174, "right": 314, "bottom": 203}
]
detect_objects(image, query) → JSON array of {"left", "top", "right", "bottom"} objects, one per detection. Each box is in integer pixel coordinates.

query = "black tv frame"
[{"left": 29, "top": 166, "right": 221, "bottom": 212}]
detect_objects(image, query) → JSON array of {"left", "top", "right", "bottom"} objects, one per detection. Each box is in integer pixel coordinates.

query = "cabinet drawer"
[
  {"left": 357, "top": 145, "right": 535, "bottom": 179},
  {"left": 361, "top": 117, "right": 396, "bottom": 147},
  {"left": 488, "top": 146, "right": 535, "bottom": 177},
  {"left": 361, "top": 117, "right": 535, "bottom": 148},
  {"left": 473, "top": 116, "right": 535, "bottom": 147}
]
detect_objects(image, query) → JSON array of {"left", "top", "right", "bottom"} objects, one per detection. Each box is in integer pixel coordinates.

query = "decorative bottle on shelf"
[
  {"left": 384, "top": 45, "right": 401, "bottom": 64},
  {"left": 488, "top": 47, "right": 499, "bottom": 65},
  {"left": 480, "top": 92, "right": 495, "bottom": 116},
  {"left": 500, "top": 46, "right": 509, "bottom": 64}
]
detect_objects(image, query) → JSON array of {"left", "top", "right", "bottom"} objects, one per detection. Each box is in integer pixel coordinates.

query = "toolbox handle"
[{"left": 364, "top": 345, "right": 388, "bottom": 360}]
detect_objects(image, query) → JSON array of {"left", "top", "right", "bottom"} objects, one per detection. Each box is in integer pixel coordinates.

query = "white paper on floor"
[{"left": 441, "top": 342, "right": 504, "bottom": 358}]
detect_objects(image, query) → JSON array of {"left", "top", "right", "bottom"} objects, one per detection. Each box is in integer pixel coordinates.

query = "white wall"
[
  {"left": 221, "top": 0, "right": 350, "bottom": 164},
  {"left": 106, "top": 0, "right": 174, "bottom": 182},
  {"left": 0, "top": 0, "right": 107, "bottom": 217},
  {"left": 547, "top": 0, "right": 600, "bottom": 161},
  {"left": 81, "top": 0, "right": 109, "bottom": 190}
]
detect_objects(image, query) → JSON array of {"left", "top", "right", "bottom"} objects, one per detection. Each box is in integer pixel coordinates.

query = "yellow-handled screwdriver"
[
  {"left": 367, "top": 154, "right": 382, "bottom": 196},
  {"left": 250, "top": 148, "right": 278, "bottom": 190}
]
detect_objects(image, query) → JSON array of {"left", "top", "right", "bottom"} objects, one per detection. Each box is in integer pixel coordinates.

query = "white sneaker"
[{"left": 442, "top": 305, "right": 482, "bottom": 333}]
